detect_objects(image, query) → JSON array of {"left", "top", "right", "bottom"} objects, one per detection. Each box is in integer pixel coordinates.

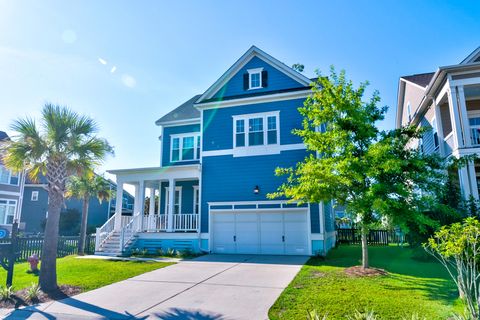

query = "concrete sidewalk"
[{"left": 2, "top": 254, "right": 308, "bottom": 320}]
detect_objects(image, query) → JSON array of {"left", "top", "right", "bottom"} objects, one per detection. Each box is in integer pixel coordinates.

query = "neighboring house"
[
  {"left": 397, "top": 47, "right": 480, "bottom": 200},
  {"left": 0, "top": 131, "right": 24, "bottom": 237},
  {"left": 21, "top": 177, "right": 135, "bottom": 234},
  {"left": 97, "top": 46, "right": 336, "bottom": 256}
]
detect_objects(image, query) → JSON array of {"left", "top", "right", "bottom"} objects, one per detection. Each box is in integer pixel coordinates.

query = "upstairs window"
[
  {"left": 170, "top": 133, "right": 201, "bottom": 162},
  {"left": 0, "top": 199, "right": 16, "bottom": 224},
  {"left": 0, "top": 166, "right": 18, "bottom": 186},
  {"left": 233, "top": 111, "right": 280, "bottom": 154},
  {"left": 31, "top": 191, "right": 39, "bottom": 201},
  {"left": 244, "top": 68, "right": 268, "bottom": 90}
]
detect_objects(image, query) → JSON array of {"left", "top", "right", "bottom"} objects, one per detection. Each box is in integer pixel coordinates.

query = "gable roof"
[
  {"left": 196, "top": 45, "right": 312, "bottom": 104},
  {"left": 461, "top": 46, "right": 480, "bottom": 64},
  {"left": 155, "top": 94, "right": 201, "bottom": 126},
  {"left": 400, "top": 72, "right": 435, "bottom": 88},
  {"left": 0, "top": 131, "right": 9, "bottom": 141}
]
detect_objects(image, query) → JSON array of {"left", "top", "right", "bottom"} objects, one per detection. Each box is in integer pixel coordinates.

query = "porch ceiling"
[{"left": 107, "top": 164, "right": 201, "bottom": 185}]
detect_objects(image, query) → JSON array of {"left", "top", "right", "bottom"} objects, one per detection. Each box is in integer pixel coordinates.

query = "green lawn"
[
  {"left": 0, "top": 256, "right": 174, "bottom": 292},
  {"left": 269, "top": 245, "right": 462, "bottom": 320}
]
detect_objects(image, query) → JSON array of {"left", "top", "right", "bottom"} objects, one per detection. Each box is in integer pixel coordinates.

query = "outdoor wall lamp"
[{"left": 254, "top": 185, "right": 260, "bottom": 194}]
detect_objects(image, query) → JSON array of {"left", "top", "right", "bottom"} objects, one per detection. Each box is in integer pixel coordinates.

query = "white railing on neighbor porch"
[
  {"left": 95, "top": 214, "right": 116, "bottom": 250},
  {"left": 143, "top": 214, "right": 168, "bottom": 231},
  {"left": 172, "top": 214, "right": 199, "bottom": 231},
  {"left": 141, "top": 214, "right": 199, "bottom": 232}
]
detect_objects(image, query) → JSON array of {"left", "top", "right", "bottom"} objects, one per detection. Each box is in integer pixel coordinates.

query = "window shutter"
[
  {"left": 243, "top": 73, "right": 249, "bottom": 90},
  {"left": 262, "top": 70, "right": 268, "bottom": 88}
]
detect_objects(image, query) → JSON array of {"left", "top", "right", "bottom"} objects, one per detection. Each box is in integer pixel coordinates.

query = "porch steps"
[{"left": 95, "top": 231, "right": 137, "bottom": 256}]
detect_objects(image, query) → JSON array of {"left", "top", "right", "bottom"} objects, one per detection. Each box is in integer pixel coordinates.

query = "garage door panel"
[
  {"left": 212, "top": 213, "right": 236, "bottom": 253},
  {"left": 236, "top": 213, "right": 259, "bottom": 254},
  {"left": 284, "top": 212, "right": 308, "bottom": 255}
]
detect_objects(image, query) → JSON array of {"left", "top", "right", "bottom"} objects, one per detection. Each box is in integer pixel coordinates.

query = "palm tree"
[
  {"left": 66, "top": 173, "right": 113, "bottom": 255},
  {"left": 3, "top": 104, "right": 112, "bottom": 292}
]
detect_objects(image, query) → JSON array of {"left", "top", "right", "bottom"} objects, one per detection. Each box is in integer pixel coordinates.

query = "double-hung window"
[
  {"left": 165, "top": 187, "right": 181, "bottom": 214},
  {"left": 0, "top": 166, "right": 18, "bottom": 186},
  {"left": 470, "top": 117, "right": 480, "bottom": 146},
  {"left": 248, "top": 68, "right": 263, "bottom": 90},
  {"left": 233, "top": 111, "right": 280, "bottom": 156},
  {"left": 0, "top": 199, "right": 16, "bottom": 224},
  {"left": 170, "top": 133, "right": 201, "bottom": 162}
]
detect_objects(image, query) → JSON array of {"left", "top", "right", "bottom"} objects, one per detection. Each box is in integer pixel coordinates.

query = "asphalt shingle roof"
[
  {"left": 401, "top": 72, "right": 435, "bottom": 88},
  {"left": 155, "top": 94, "right": 201, "bottom": 125},
  {"left": 0, "top": 131, "right": 9, "bottom": 141}
]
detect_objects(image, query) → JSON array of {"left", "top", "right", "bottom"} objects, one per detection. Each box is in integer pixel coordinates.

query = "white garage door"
[{"left": 211, "top": 210, "right": 309, "bottom": 255}]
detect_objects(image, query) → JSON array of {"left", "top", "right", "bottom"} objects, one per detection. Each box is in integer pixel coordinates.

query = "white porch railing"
[
  {"left": 95, "top": 214, "right": 116, "bottom": 251},
  {"left": 121, "top": 215, "right": 133, "bottom": 227},
  {"left": 141, "top": 214, "right": 199, "bottom": 232},
  {"left": 120, "top": 213, "right": 141, "bottom": 251}
]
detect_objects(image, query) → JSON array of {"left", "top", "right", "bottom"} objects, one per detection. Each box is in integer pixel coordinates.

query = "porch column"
[
  {"left": 459, "top": 166, "right": 473, "bottom": 199},
  {"left": 457, "top": 86, "right": 472, "bottom": 148},
  {"left": 468, "top": 161, "right": 479, "bottom": 200},
  {"left": 448, "top": 88, "right": 464, "bottom": 149},
  {"left": 157, "top": 182, "right": 162, "bottom": 215},
  {"left": 167, "top": 178, "right": 175, "bottom": 232},
  {"left": 433, "top": 99, "right": 445, "bottom": 156},
  {"left": 149, "top": 188, "right": 156, "bottom": 216},
  {"left": 114, "top": 180, "right": 124, "bottom": 231}
]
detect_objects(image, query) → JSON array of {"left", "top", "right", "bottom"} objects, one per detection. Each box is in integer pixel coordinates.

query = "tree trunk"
[
  {"left": 78, "top": 197, "right": 89, "bottom": 255},
  {"left": 39, "top": 189, "right": 63, "bottom": 292},
  {"left": 361, "top": 225, "right": 369, "bottom": 269}
]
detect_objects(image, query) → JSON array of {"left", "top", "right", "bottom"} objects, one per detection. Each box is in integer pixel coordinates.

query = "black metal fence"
[
  {"left": 0, "top": 234, "right": 96, "bottom": 262},
  {"left": 336, "top": 228, "right": 404, "bottom": 246}
]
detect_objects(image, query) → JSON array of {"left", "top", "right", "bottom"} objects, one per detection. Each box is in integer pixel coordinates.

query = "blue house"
[
  {"left": 21, "top": 177, "right": 135, "bottom": 234},
  {"left": 97, "top": 46, "right": 336, "bottom": 256}
]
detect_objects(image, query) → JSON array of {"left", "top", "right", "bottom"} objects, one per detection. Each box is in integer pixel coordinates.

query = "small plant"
[
  {"left": 346, "top": 309, "right": 377, "bottom": 320},
  {"left": 157, "top": 248, "right": 165, "bottom": 256},
  {"left": 0, "top": 285, "right": 14, "bottom": 301},
  {"left": 401, "top": 313, "right": 426, "bottom": 320},
  {"left": 25, "top": 282, "right": 41, "bottom": 301},
  {"left": 307, "top": 309, "right": 328, "bottom": 320}
]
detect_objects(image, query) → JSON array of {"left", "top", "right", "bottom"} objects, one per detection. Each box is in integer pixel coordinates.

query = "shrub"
[
  {"left": 25, "top": 282, "right": 41, "bottom": 301},
  {"left": 0, "top": 285, "right": 14, "bottom": 301}
]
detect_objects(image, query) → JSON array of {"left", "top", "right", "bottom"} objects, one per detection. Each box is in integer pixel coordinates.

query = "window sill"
[{"left": 233, "top": 144, "right": 281, "bottom": 157}]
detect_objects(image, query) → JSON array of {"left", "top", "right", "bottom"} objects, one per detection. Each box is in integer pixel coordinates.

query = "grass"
[
  {"left": 0, "top": 255, "right": 174, "bottom": 292},
  {"left": 269, "top": 245, "right": 463, "bottom": 320}
]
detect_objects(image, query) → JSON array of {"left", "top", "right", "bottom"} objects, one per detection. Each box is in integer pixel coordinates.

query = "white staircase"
[
  {"left": 95, "top": 231, "right": 122, "bottom": 256},
  {"left": 95, "top": 213, "right": 140, "bottom": 256}
]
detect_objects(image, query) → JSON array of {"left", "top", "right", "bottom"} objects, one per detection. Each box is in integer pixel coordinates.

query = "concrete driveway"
[{"left": 3, "top": 254, "right": 308, "bottom": 320}]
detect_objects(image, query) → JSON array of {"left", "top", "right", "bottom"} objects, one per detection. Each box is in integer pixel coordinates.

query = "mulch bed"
[
  {"left": 0, "top": 285, "right": 82, "bottom": 309},
  {"left": 344, "top": 266, "right": 388, "bottom": 277}
]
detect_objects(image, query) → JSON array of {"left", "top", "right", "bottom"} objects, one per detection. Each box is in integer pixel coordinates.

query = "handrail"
[
  {"left": 120, "top": 212, "right": 141, "bottom": 252},
  {"left": 95, "top": 214, "right": 116, "bottom": 251}
]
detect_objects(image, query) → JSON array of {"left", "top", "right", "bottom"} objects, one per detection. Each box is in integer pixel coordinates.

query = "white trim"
[
  {"left": 461, "top": 47, "right": 480, "bottom": 65},
  {"left": 0, "top": 191, "right": 21, "bottom": 197},
  {"left": 31, "top": 191, "right": 39, "bottom": 201},
  {"left": 196, "top": 45, "right": 311, "bottom": 103},
  {"left": 202, "top": 143, "right": 306, "bottom": 158},
  {"left": 165, "top": 186, "right": 182, "bottom": 215},
  {"left": 195, "top": 90, "right": 311, "bottom": 110},
  {"left": 200, "top": 233, "right": 209, "bottom": 240},
  {"left": 24, "top": 184, "right": 47, "bottom": 188},
  {"left": 137, "top": 232, "right": 200, "bottom": 240},
  {"left": 248, "top": 67, "right": 263, "bottom": 90},
  {"left": 159, "top": 118, "right": 201, "bottom": 127},
  {"left": 310, "top": 234, "right": 325, "bottom": 241},
  {"left": 170, "top": 133, "right": 201, "bottom": 163},
  {"left": 193, "top": 185, "right": 199, "bottom": 215}
]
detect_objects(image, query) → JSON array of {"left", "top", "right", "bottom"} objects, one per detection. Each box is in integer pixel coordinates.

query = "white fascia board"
[
  {"left": 195, "top": 90, "right": 311, "bottom": 110},
  {"left": 157, "top": 118, "right": 201, "bottom": 127}
]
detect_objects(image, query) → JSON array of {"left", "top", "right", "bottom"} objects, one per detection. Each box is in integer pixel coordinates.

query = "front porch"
[{"left": 95, "top": 164, "right": 201, "bottom": 255}]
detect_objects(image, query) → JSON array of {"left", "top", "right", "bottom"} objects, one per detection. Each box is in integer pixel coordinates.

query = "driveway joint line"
[{"left": 133, "top": 257, "right": 251, "bottom": 317}]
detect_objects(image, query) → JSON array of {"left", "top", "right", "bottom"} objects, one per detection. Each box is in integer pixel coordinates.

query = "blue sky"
[{"left": 0, "top": 0, "right": 479, "bottom": 182}]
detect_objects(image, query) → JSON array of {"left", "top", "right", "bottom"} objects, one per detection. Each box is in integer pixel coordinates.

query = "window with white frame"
[
  {"left": 0, "top": 199, "right": 16, "bottom": 225},
  {"left": 165, "top": 187, "right": 181, "bottom": 214},
  {"left": 170, "top": 133, "right": 201, "bottom": 162},
  {"left": 31, "top": 191, "right": 39, "bottom": 201},
  {"left": 248, "top": 68, "right": 263, "bottom": 90},
  {"left": 233, "top": 111, "right": 280, "bottom": 151},
  {"left": 193, "top": 186, "right": 199, "bottom": 214},
  {"left": 470, "top": 117, "right": 480, "bottom": 145},
  {"left": 432, "top": 118, "right": 439, "bottom": 150},
  {"left": 0, "top": 165, "right": 18, "bottom": 186}
]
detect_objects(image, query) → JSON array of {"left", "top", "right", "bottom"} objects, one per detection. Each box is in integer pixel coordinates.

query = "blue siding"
[
  {"left": 324, "top": 201, "right": 335, "bottom": 233},
  {"left": 420, "top": 118, "right": 435, "bottom": 154},
  {"left": 203, "top": 98, "right": 305, "bottom": 152},
  {"left": 162, "top": 124, "right": 201, "bottom": 167},
  {"left": 201, "top": 149, "right": 307, "bottom": 232},
  {"left": 312, "top": 240, "right": 324, "bottom": 255},
  {"left": 310, "top": 204, "right": 320, "bottom": 233},
  {"left": 133, "top": 238, "right": 200, "bottom": 254},
  {"left": 159, "top": 180, "right": 198, "bottom": 214},
  {"left": 211, "top": 56, "right": 305, "bottom": 99}
]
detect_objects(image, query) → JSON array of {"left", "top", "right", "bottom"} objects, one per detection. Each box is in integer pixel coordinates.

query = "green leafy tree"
[
  {"left": 3, "top": 104, "right": 112, "bottom": 292},
  {"left": 66, "top": 172, "right": 113, "bottom": 255},
  {"left": 269, "top": 68, "right": 443, "bottom": 268}
]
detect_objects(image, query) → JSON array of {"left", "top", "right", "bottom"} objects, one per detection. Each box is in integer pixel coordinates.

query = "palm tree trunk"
[
  {"left": 39, "top": 189, "right": 63, "bottom": 292},
  {"left": 78, "top": 197, "right": 89, "bottom": 255},
  {"left": 361, "top": 225, "right": 369, "bottom": 269}
]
